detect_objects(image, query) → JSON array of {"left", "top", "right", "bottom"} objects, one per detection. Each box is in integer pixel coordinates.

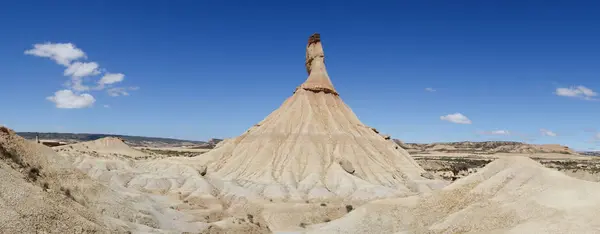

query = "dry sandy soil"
[{"left": 4, "top": 130, "right": 600, "bottom": 233}]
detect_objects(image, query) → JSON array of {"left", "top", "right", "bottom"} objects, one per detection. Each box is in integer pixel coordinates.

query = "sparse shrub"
[
  {"left": 63, "top": 188, "right": 75, "bottom": 201},
  {"left": 28, "top": 167, "right": 40, "bottom": 182},
  {"left": 324, "top": 218, "right": 331, "bottom": 222},
  {"left": 345, "top": 204, "right": 353, "bottom": 213},
  {"left": 450, "top": 163, "right": 469, "bottom": 175},
  {"left": 299, "top": 222, "right": 307, "bottom": 228},
  {"left": 0, "top": 145, "right": 24, "bottom": 167},
  {"left": 247, "top": 214, "right": 254, "bottom": 223},
  {"left": 320, "top": 203, "right": 326, "bottom": 207}
]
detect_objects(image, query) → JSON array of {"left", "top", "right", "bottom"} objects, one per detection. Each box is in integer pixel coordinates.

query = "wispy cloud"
[
  {"left": 593, "top": 132, "right": 600, "bottom": 141},
  {"left": 46, "top": 90, "right": 95, "bottom": 109},
  {"left": 479, "top": 130, "right": 510, "bottom": 135},
  {"left": 25, "top": 42, "right": 137, "bottom": 109},
  {"left": 107, "top": 87, "right": 138, "bottom": 97},
  {"left": 540, "top": 128, "right": 557, "bottom": 137},
  {"left": 555, "top": 86, "right": 597, "bottom": 101},
  {"left": 440, "top": 113, "right": 472, "bottom": 124},
  {"left": 425, "top": 87, "right": 436, "bottom": 92}
]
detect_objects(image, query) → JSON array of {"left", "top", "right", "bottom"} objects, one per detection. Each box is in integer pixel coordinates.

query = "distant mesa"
[{"left": 395, "top": 140, "right": 578, "bottom": 155}]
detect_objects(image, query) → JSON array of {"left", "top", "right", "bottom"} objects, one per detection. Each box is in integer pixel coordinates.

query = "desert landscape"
[{"left": 2, "top": 33, "right": 600, "bottom": 233}]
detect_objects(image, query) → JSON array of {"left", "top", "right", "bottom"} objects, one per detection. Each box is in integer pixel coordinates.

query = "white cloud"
[
  {"left": 440, "top": 113, "right": 472, "bottom": 124},
  {"left": 540, "top": 129, "right": 557, "bottom": 137},
  {"left": 24, "top": 42, "right": 86, "bottom": 66},
  {"left": 64, "top": 62, "right": 100, "bottom": 77},
  {"left": 425, "top": 87, "right": 436, "bottom": 92},
  {"left": 99, "top": 73, "right": 124, "bottom": 85},
  {"left": 26, "top": 42, "right": 138, "bottom": 108},
  {"left": 103, "top": 104, "right": 110, "bottom": 108},
  {"left": 594, "top": 132, "right": 600, "bottom": 141},
  {"left": 46, "top": 89, "right": 95, "bottom": 109},
  {"left": 555, "top": 86, "right": 597, "bottom": 100},
  {"left": 63, "top": 62, "right": 101, "bottom": 91}
]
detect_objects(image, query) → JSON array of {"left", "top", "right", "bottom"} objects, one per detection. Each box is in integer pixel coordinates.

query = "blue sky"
[{"left": 1, "top": 0, "right": 599, "bottom": 150}]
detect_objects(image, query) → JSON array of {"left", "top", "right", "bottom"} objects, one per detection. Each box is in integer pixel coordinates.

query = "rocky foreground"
[{"left": 4, "top": 129, "right": 600, "bottom": 233}]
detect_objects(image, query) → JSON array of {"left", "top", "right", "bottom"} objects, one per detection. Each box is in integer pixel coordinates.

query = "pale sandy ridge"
[
  {"left": 0, "top": 127, "right": 146, "bottom": 233},
  {"left": 54, "top": 135, "right": 268, "bottom": 233},
  {"left": 3, "top": 126, "right": 267, "bottom": 233},
  {"left": 56, "top": 136, "right": 147, "bottom": 158},
  {"left": 305, "top": 156, "right": 600, "bottom": 233}
]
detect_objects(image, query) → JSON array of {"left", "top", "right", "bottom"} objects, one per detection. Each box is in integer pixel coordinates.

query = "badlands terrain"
[
  {"left": 3, "top": 34, "right": 600, "bottom": 233},
  {"left": 28, "top": 133, "right": 600, "bottom": 183}
]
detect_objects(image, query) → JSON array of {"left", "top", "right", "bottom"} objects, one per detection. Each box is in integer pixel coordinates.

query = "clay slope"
[
  {"left": 55, "top": 136, "right": 268, "bottom": 233},
  {"left": 306, "top": 156, "right": 600, "bottom": 233},
  {"left": 0, "top": 127, "right": 139, "bottom": 233},
  {"left": 2, "top": 127, "right": 260, "bottom": 233},
  {"left": 0, "top": 128, "right": 106, "bottom": 233}
]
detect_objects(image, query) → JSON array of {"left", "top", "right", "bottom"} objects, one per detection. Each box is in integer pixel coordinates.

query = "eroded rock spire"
[{"left": 299, "top": 33, "right": 338, "bottom": 95}]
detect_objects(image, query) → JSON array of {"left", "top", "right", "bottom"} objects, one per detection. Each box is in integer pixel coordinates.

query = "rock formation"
[{"left": 196, "top": 33, "right": 446, "bottom": 203}]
